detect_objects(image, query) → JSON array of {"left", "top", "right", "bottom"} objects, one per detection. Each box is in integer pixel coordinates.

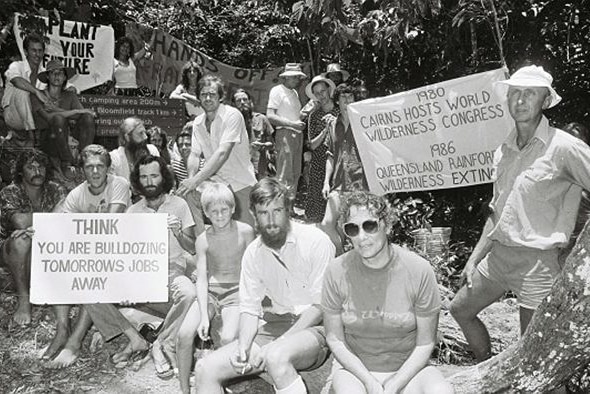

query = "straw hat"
[
  {"left": 305, "top": 75, "right": 336, "bottom": 101},
  {"left": 322, "top": 63, "right": 350, "bottom": 82},
  {"left": 38, "top": 59, "right": 76, "bottom": 84},
  {"left": 494, "top": 65, "right": 561, "bottom": 108},
  {"left": 279, "top": 63, "right": 307, "bottom": 78}
]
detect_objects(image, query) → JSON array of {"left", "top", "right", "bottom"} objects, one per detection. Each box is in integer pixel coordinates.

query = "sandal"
[
  {"left": 152, "top": 341, "right": 175, "bottom": 380},
  {"left": 110, "top": 345, "right": 152, "bottom": 368}
]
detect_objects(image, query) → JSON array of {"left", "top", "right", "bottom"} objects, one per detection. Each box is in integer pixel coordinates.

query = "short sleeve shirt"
[
  {"left": 267, "top": 84, "right": 301, "bottom": 132},
  {"left": 322, "top": 245, "right": 441, "bottom": 372},
  {"left": 191, "top": 104, "right": 256, "bottom": 191},
  {"left": 127, "top": 194, "right": 195, "bottom": 270},
  {"left": 239, "top": 221, "right": 335, "bottom": 317},
  {"left": 62, "top": 175, "right": 130, "bottom": 213},
  {"left": 489, "top": 116, "right": 590, "bottom": 249},
  {"left": 0, "top": 181, "right": 67, "bottom": 241}
]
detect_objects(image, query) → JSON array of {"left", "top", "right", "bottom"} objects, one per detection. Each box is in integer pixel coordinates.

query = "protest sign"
[
  {"left": 347, "top": 68, "right": 513, "bottom": 194},
  {"left": 78, "top": 95, "right": 185, "bottom": 137},
  {"left": 30, "top": 213, "right": 168, "bottom": 304},
  {"left": 125, "top": 23, "right": 311, "bottom": 113},
  {"left": 13, "top": 14, "right": 114, "bottom": 92}
]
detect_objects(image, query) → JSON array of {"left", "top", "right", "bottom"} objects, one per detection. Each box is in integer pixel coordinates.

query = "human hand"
[
  {"left": 230, "top": 347, "right": 252, "bottom": 375},
  {"left": 35, "top": 90, "right": 50, "bottom": 106},
  {"left": 176, "top": 178, "right": 198, "bottom": 197},
  {"left": 291, "top": 120, "right": 305, "bottom": 131},
  {"left": 64, "top": 85, "right": 78, "bottom": 94},
  {"left": 167, "top": 214, "right": 182, "bottom": 236},
  {"left": 196, "top": 319, "right": 210, "bottom": 341},
  {"left": 363, "top": 377, "right": 385, "bottom": 394},
  {"left": 460, "top": 259, "right": 477, "bottom": 289},
  {"left": 10, "top": 227, "right": 34, "bottom": 239}
]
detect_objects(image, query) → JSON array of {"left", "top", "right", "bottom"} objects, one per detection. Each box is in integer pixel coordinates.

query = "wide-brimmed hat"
[
  {"left": 279, "top": 63, "right": 307, "bottom": 78},
  {"left": 305, "top": 75, "right": 336, "bottom": 101},
  {"left": 38, "top": 59, "right": 76, "bottom": 84},
  {"left": 322, "top": 63, "right": 350, "bottom": 82},
  {"left": 494, "top": 65, "right": 561, "bottom": 108}
]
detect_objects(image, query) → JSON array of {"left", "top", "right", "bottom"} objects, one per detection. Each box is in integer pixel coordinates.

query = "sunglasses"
[{"left": 343, "top": 219, "right": 380, "bottom": 237}]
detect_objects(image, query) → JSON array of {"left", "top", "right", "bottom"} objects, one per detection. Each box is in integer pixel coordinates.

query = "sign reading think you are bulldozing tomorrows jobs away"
[
  {"left": 30, "top": 213, "right": 169, "bottom": 305},
  {"left": 348, "top": 68, "right": 514, "bottom": 194}
]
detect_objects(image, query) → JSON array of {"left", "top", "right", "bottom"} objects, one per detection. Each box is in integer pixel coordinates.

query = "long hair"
[
  {"left": 130, "top": 155, "right": 175, "bottom": 195},
  {"left": 115, "top": 36, "right": 135, "bottom": 60},
  {"left": 181, "top": 61, "right": 203, "bottom": 90},
  {"left": 13, "top": 149, "right": 49, "bottom": 184}
]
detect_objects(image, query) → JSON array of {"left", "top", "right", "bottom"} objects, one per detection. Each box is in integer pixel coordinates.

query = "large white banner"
[
  {"left": 348, "top": 68, "right": 513, "bottom": 194},
  {"left": 31, "top": 213, "right": 168, "bottom": 304},
  {"left": 14, "top": 14, "right": 115, "bottom": 92}
]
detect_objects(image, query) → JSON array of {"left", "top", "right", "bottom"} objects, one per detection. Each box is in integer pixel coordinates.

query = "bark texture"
[{"left": 448, "top": 223, "right": 590, "bottom": 393}]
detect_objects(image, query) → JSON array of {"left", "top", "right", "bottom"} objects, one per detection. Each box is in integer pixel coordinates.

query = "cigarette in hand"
[{"left": 240, "top": 365, "right": 247, "bottom": 375}]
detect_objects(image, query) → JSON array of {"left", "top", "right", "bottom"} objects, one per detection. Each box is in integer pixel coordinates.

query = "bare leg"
[
  {"left": 319, "top": 191, "right": 344, "bottom": 256},
  {"left": 42, "top": 305, "right": 71, "bottom": 360},
  {"left": 177, "top": 300, "right": 201, "bottom": 394},
  {"left": 331, "top": 367, "right": 367, "bottom": 393},
  {"left": 218, "top": 306, "right": 240, "bottom": 345},
  {"left": 450, "top": 269, "right": 505, "bottom": 362},
  {"left": 397, "top": 366, "right": 454, "bottom": 394},
  {"left": 49, "top": 307, "right": 93, "bottom": 368},
  {"left": 2, "top": 236, "right": 32, "bottom": 325},
  {"left": 111, "top": 326, "right": 150, "bottom": 364}
]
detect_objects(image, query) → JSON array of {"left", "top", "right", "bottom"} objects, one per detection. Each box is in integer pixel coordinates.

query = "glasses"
[{"left": 343, "top": 219, "right": 380, "bottom": 237}]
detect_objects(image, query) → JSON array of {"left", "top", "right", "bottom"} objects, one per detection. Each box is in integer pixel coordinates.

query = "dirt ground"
[{"left": 0, "top": 261, "right": 521, "bottom": 394}]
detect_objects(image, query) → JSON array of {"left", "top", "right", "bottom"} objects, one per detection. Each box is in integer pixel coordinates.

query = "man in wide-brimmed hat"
[
  {"left": 451, "top": 65, "right": 590, "bottom": 367},
  {"left": 31, "top": 59, "right": 96, "bottom": 181},
  {"left": 266, "top": 63, "right": 307, "bottom": 200}
]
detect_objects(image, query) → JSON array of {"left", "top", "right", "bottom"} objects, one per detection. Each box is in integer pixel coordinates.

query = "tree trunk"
[{"left": 448, "top": 223, "right": 590, "bottom": 393}]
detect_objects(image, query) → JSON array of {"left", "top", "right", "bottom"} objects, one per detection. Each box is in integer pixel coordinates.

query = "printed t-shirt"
[{"left": 322, "top": 244, "right": 441, "bottom": 372}]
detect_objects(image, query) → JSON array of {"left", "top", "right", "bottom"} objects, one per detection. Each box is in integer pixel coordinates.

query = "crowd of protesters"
[{"left": 0, "top": 30, "right": 588, "bottom": 394}]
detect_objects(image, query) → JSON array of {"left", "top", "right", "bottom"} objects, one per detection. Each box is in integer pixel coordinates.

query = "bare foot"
[
  {"left": 47, "top": 347, "right": 79, "bottom": 369},
  {"left": 13, "top": 300, "right": 31, "bottom": 326},
  {"left": 111, "top": 339, "right": 149, "bottom": 365},
  {"left": 41, "top": 326, "right": 70, "bottom": 360}
]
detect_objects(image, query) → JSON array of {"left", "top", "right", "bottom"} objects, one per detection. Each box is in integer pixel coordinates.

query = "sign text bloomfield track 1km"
[{"left": 78, "top": 95, "right": 186, "bottom": 137}]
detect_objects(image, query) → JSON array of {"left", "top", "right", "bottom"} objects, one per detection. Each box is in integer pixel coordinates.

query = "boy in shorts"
[{"left": 176, "top": 183, "right": 255, "bottom": 394}]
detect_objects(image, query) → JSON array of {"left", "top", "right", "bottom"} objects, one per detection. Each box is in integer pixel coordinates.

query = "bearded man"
[{"left": 194, "top": 177, "right": 335, "bottom": 394}]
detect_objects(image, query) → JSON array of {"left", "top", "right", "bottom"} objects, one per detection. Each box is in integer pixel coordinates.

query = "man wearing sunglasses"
[
  {"left": 194, "top": 177, "right": 335, "bottom": 394},
  {"left": 451, "top": 65, "right": 590, "bottom": 371}
]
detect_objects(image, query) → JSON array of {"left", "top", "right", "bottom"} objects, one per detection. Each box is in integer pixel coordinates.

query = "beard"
[
  {"left": 238, "top": 106, "right": 252, "bottom": 119},
  {"left": 257, "top": 220, "right": 290, "bottom": 250},
  {"left": 127, "top": 140, "right": 149, "bottom": 160},
  {"left": 138, "top": 182, "right": 165, "bottom": 200}
]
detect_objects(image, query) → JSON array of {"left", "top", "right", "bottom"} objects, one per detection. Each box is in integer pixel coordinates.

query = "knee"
[
  {"left": 49, "top": 116, "right": 68, "bottom": 131},
  {"left": 218, "top": 331, "right": 237, "bottom": 346},
  {"left": 173, "top": 277, "right": 197, "bottom": 303},
  {"left": 449, "top": 295, "right": 472, "bottom": 321},
  {"left": 264, "top": 344, "right": 291, "bottom": 377},
  {"left": 195, "top": 356, "right": 220, "bottom": 384},
  {"left": 177, "top": 325, "right": 197, "bottom": 346}
]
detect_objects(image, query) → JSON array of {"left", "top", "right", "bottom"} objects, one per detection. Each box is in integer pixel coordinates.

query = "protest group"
[{"left": 1, "top": 7, "right": 589, "bottom": 394}]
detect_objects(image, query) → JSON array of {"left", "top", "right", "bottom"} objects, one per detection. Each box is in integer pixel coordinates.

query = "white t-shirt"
[
  {"left": 267, "top": 83, "right": 302, "bottom": 132},
  {"left": 62, "top": 175, "right": 130, "bottom": 213}
]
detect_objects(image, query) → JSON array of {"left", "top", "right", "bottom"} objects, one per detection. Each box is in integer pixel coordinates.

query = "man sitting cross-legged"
[
  {"left": 194, "top": 178, "right": 335, "bottom": 394},
  {"left": 84, "top": 155, "right": 197, "bottom": 374},
  {"left": 176, "top": 182, "right": 255, "bottom": 394},
  {"left": 0, "top": 149, "right": 67, "bottom": 326},
  {"left": 45, "top": 144, "right": 132, "bottom": 368}
]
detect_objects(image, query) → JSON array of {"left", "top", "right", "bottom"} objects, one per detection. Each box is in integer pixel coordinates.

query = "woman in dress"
[
  {"left": 169, "top": 61, "right": 204, "bottom": 119},
  {"left": 304, "top": 75, "right": 337, "bottom": 222},
  {"left": 322, "top": 191, "right": 454, "bottom": 394}
]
